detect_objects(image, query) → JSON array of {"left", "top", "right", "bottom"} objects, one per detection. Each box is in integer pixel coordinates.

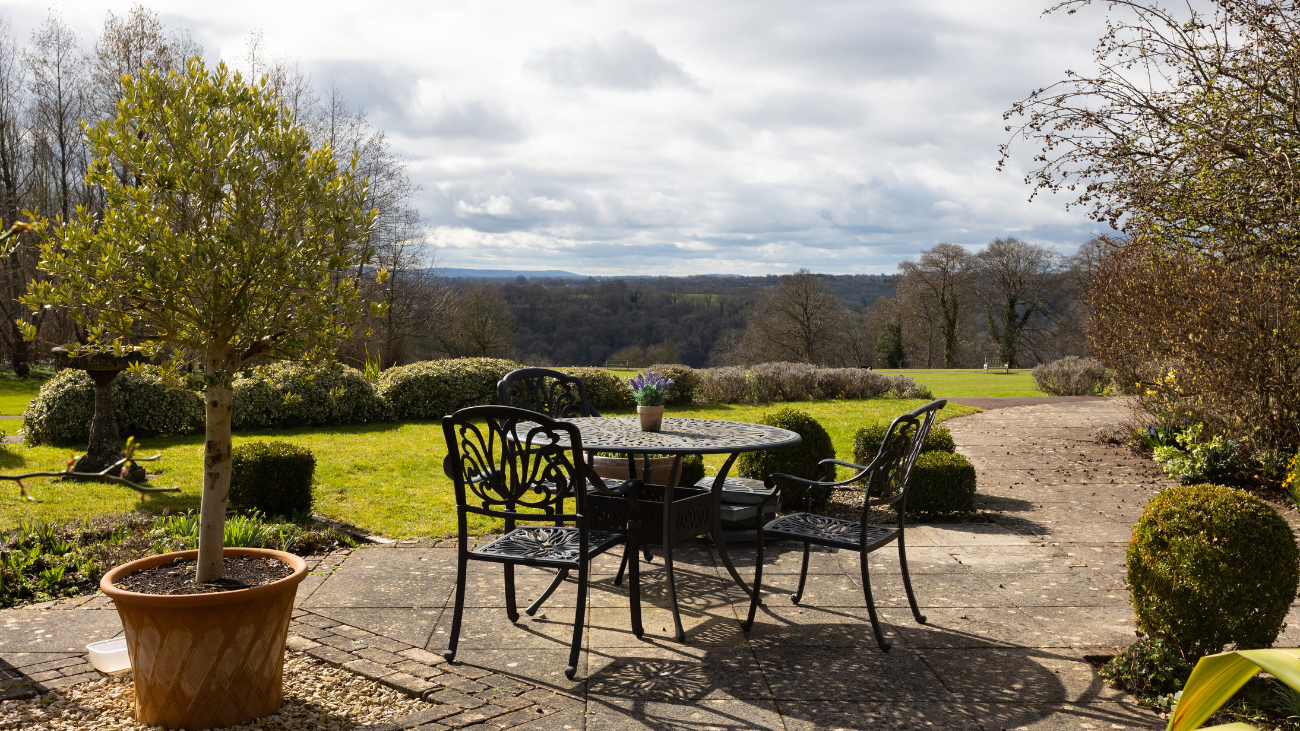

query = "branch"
[{"left": 0, "top": 453, "right": 178, "bottom": 500}]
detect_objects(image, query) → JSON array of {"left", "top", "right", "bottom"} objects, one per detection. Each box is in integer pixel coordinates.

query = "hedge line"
[{"left": 23, "top": 359, "right": 923, "bottom": 445}]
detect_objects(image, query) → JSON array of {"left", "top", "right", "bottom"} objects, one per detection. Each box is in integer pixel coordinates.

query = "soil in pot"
[{"left": 113, "top": 556, "right": 292, "bottom": 595}]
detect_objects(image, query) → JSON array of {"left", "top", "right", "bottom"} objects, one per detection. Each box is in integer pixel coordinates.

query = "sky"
[{"left": 5, "top": 1, "right": 1112, "bottom": 276}]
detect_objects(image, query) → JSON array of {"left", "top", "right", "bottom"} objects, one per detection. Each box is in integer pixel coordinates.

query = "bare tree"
[
  {"left": 434, "top": 284, "right": 517, "bottom": 358},
  {"left": 976, "top": 237, "right": 1057, "bottom": 368},
  {"left": 897, "top": 242, "right": 976, "bottom": 367},
  {"left": 26, "top": 13, "right": 92, "bottom": 224},
  {"left": 90, "top": 5, "right": 196, "bottom": 119},
  {"left": 741, "top": 269, "right": 845, "bottom": 364}
]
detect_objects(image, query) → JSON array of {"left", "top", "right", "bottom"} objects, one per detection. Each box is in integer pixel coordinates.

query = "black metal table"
[{"left": 519, "top": 416, "right": 801, "bottom": 641}]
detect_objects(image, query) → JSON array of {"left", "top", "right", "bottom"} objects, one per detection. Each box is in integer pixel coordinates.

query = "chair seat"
[
  {"left": 696, "top": 476, "right": 773, "bottom": 505},
  {"left": 764, "top": 513, "right": 899, "bottom": 549},
  {"left": 474, "top": 526, "right": 625, "bottom": 563}
]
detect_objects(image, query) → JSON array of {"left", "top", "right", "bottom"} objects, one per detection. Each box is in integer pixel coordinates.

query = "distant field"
[{"left": 604, "top": 366, "right": 1045, "bottom": 398}]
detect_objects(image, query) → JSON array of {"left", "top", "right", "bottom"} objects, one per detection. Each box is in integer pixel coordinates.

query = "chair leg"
[
  {"left": 566, "top": 560, "right": 588, "bottom": 679},
  {"left": 525, "top": 569, "right": 568, "bottom": 616},
  {"left": 742, "top": 522, "right": 766, "bottom": 631},
  {"left": 791, "top": 543, "right": 811, "bottom": 604},
  {"left": 898, "top": 535, "right": 927, "bottom": 625},
  {"left": 627, "top": 531, "right": 643, "bottom": 638},
  {"left": 859, "top": 551, "right": 892, "bottom": 652},
  {"left": 504, "top": 562, "right": 519, "bottom": 623},
  {"left": 443, "top": 555, "right": 468, "bottom": 663},
  {"left": 614, "top": 551, "right": 628, "bottom": 586}
]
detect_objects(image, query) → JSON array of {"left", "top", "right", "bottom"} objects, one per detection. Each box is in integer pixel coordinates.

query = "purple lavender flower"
[{"left": 629, "top": 370, "right": 674, "bottom": 407}]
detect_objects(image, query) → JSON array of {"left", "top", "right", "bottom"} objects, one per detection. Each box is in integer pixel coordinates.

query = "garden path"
[{"left": 9, "top": 399, "right": 1284, "bottom": 729}]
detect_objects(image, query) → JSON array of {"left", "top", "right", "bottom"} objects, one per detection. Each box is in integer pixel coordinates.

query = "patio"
[{"left": 4, "top": 400, "right": 1242, "bottom": 730}]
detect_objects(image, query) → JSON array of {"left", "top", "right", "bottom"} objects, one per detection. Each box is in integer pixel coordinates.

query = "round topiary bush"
[
  {"left": 228, "top": 441, "right": 316, "bottom": 518},
  {"left": 904, "top": 451, "right": 977, "bottom": 518},
  {"left": 679, "top": 453, "right": 706, "bottom": 488},
  {"left": 646, "top": 364, "right": 699, "bottom": 406},
  {"left": 554, "top": 367, "right": 635, "bottom": 411},
  {"left": 23, "top": 367, "right": 204, "bottom": 446},
  {"left": 852, "top": 423, "right": 955, "bottom": 465},
  {"left": 377, "top": 358, "right": 523, "bottom": 420},
  {"left": 736, "top": 408, "right": 835, "bottom": 511},
  {"left": 1127, "top": 484, "right": 1300, "bottom": 660}
]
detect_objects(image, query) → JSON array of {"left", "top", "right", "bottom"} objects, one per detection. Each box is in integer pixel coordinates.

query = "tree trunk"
[
  {"left": 8, "top": 318, "right": 27, "bottom": 378},
  {"left": 196, "top": 382, "right": 234, "bottom": 583}
]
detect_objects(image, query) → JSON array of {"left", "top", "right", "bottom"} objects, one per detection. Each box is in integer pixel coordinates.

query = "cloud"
[
  {"left": 414, "top": 99, "right": 529, "bottom": 141},
  {"left": 456, "top": 196, "right": 515, "bottom": 216},
  {"left": 527, "top": 31, "right": 692, "bottom": 89},
  {"left": 530, "top": 197, "right": 577, "bottom": 212}
]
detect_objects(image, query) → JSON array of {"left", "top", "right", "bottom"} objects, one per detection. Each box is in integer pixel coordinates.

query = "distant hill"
[{"left": 442, "top": 268, "right": 583, "bottom": 279}]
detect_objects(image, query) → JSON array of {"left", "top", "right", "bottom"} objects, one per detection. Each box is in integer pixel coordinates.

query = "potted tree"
[{"left": 18, "top": 59, "right": 379, "bottom": 730}]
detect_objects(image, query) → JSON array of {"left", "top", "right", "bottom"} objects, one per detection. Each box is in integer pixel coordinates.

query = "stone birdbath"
[{"left": 51, "top": 346, "right": 149, "bottom": 483}]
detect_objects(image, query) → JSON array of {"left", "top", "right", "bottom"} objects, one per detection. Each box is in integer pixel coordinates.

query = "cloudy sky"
[{"left": 6, "top": 1, "right": 1111, "bottom": 275}]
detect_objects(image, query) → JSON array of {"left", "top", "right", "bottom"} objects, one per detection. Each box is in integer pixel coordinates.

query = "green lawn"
[
  {"left": 876, "top": 369, "right": 1045, "bottom": 397},
  {"left": 0, "top": 369, "right": 52, "bottom": 416},
  {"left": 0, "top": 398, "right": 976, "bottom": 538}
]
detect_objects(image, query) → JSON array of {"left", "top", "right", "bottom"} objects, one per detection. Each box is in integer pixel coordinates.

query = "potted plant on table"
[
  {"left": 630, "top": 370, "right": 674, "bottom": 432},
  {"left": 14, "top": 59, "right": 380, "bottom": 730}
]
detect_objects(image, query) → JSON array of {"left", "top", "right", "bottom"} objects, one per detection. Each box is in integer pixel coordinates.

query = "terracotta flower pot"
[
  {"left": 100, "top": 547, "right": 308, "bottom": 731},
  {"left": 637, "top": 405, "right": 664, "bottom": 432},
  {"left": 590, "top": 453, "right": 679, "bottom": 487}
]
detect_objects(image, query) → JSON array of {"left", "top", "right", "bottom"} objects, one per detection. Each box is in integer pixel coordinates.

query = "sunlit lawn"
[
  {"left": 0, "top": 398, "right": 976, "bottom": 538},
  {"left": 0, "top": 369, "right": 52, "bottom": 416},
  {"left": 876, "top": 369, "right": 1045, "bottom": 398}
]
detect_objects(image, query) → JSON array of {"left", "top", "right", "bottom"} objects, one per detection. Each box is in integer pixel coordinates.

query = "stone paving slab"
[{"left": 1, "top": 399, "right": 1184, "bottom": 729}]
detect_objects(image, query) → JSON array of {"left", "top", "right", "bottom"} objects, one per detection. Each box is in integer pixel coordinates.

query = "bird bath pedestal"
[{"left": 51, "top": 347, "right": 148, "bottom": 483}]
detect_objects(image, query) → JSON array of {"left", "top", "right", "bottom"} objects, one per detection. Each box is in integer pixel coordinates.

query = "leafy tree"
[
  {"left": 875, "top": 321, "right": 908, "bottom": 369},
  {"left": 20, "top": 59, "right": 378, "bottom": 582}
]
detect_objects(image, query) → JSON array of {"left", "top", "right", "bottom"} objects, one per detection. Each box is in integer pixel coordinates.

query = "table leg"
[
  {"left": 661, "top": 455, "right": 687, "bottom": 642},
  {"left": 710, "top": 452, "right": 753, "bottom": 598}
]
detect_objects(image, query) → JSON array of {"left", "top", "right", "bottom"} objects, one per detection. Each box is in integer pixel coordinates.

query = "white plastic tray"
[{"left": 86, "top": 637, "right": 129, "bottom": 673}]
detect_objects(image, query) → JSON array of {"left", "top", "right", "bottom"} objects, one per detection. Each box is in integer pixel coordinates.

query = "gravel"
[{"left": 0, "top": 651, "right": 432, "bottom": 730}]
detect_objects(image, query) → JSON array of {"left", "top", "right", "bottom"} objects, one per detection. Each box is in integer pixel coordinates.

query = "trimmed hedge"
[
  {"left": 228, "top": 441, "right": 316, "bottom": 518},
  {"left": 695, "top": 363, "right": 931, "bottom": 404},
  {"left": 554, "top": 367, "right": 635, "bottom": 412},
  {"left": 904, "top": 451, "right": 977, "bottom": 518},
  {"left": 646, "top": 364, "right": 699, "bottom": 406},
  {"left": 23, "top": 367, "right": 204, "bottom": 446},
  {"left": 377, "top": 358, "right": 523, "bottom": 420},
  {"left": 1032, "top": 356, "right": 1112, "bottom": 396},
  {"left": 233, "top": 363, "right": 387, "bottom": 430},
  {"left": 737, "top": 408, "right": 836, "bottom": 511},
  {"left": 852, "top": 423, "right": 955, "bottom": 465},
  {"left": 1127, "top": 484, "right": 1299, "bottom": 660}
]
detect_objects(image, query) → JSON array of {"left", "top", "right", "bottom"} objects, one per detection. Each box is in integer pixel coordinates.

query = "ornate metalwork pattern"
[
  {"left": 475, "top": 526, "right": 623, "bottom": 562},
  {"left": 518, "top": 417, "right": 801, "bottom": 455},
  {"left": 446, "top": 414, "right": 580, "bottom": 514},
  {"left": 766, "top": 513, "right": 862, "bottom": 544},
  {"left": 499, "top": 368, "right": 599, "bottom": 419}
]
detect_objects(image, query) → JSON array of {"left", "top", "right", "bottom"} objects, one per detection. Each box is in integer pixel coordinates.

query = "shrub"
[
  {"left": 1151, "top": 423, "right": 1248, "bottom": 485},
  {"left": 228, "top": 441, "right": 316, "bottom": 518},
  {"left": 555, "top": 367, "right": 635, "bottom": 411},
  {"left": 1098, "top": 635, "right": 1191, "bottom": 700},
  {"left": 23, "top": 367, "right": 204, "bottom": 446},
  {"left": 233, "top": 362, "right": 387, "bottom": 430},
  {"left": 1127, "top": 484, "right": 1299, "bottom": 661},
  {"left": 814, "top": 368, "right": 894, "bottom": 400},
  {"left": 646, "top": 364, "right": 699, "bottom": 406},
  {"left": 1033, "top": 356, "right": 1112, "bottom": 396},
  {"left": 852, "top": 423, "right": 955, "bottom": 465},
  {"left": 378, "top": 357, "right": 523, "bottom": 420},
  {"left": 904, "top": 451, "right": 977, "bottom": 518},
  {"left": 737, "top": 408, "right": 836, "bottom": 510},
  {"left": 888, "top": 374, "right": 932, "bottom": 400},
  {"left": 751, "top": 362, "right": 817, "bottom": 401},
  {"left": 679, "top": 454, "right": 706, "bottom": 487},
  {"left": 1287, "top": 452, "right": 1300, "bottom": 507},
  {"left": 698, "top": 366, "right": 750, "bottom": 404}
]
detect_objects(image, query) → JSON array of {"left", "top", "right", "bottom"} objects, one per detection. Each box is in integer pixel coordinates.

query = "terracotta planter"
[
  {"left": 590, "top": 453, "right": 680, "bottom": 487},
  {"left": 100, "top": 547, "right": 307, "bottom": 731},
  {"left": 637, "top": 405, "right": 664, "bottom": 432}
]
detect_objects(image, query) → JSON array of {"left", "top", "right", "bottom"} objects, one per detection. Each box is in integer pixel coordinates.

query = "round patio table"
[{"left": 519, "top": 415, "right": 801, "bottom": 641}]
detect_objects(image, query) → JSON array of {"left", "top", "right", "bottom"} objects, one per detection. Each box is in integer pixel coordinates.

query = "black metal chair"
[
  {"left": 441, "top": 405, "right": 644, "bottom": 679},
  {"left": 497, "top": 368, "right": 603, "bottom": 616},
  {"left": 741, "top": 399, "right": 947, "bottom": 651},
  {"left": 498, "top": 367, "right": 600, "bottom": 418}
]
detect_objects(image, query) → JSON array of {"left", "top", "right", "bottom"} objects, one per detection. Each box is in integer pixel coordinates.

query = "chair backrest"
[
  {"left": 871, "top": 399, "right": 947, "bottom": 505},
  {"left": 442, "top": 405, "right": 589, "bottom": 530},
  {"left": 498, "top": 368, "right": 600, "bottom": 419}
]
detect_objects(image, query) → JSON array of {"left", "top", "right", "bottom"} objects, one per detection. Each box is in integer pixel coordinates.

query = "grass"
[
  {"left": 0, "top": 398, "right": 976, "bottom": 539},
  {"left": 875, "top": 369, "right": 1045, "bottom": 397},
  {"left": 0, "top": 367, "right": 52, "bottom": 416}
]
